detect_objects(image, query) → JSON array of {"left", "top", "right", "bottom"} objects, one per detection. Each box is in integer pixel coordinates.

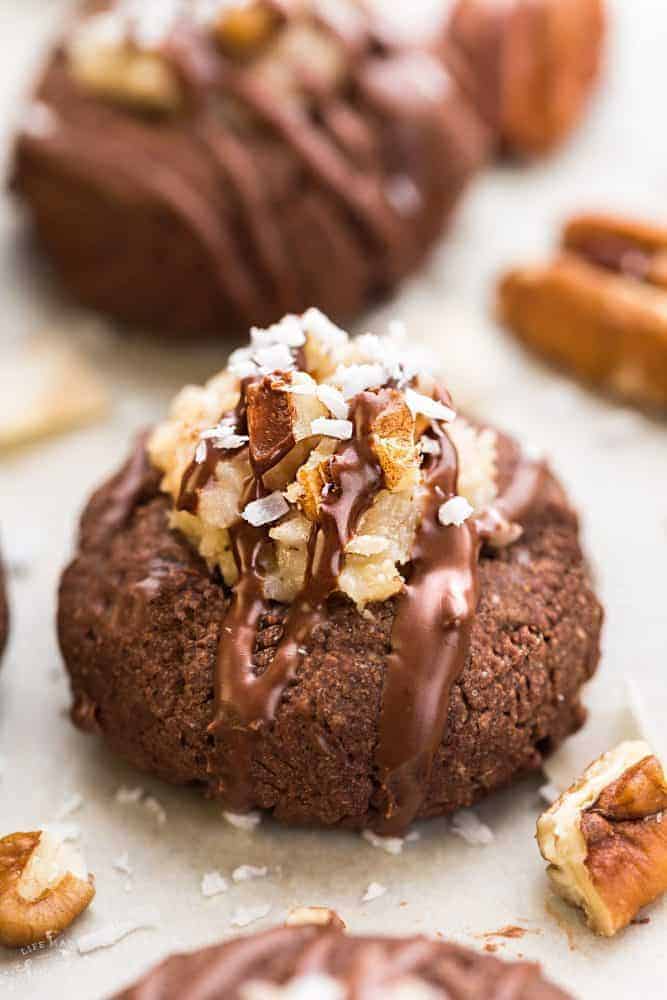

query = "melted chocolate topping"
[
  {"left": 206, "top": 388, "right": 391, "bottom": 809},
  {"left": 374, "top": 419, "right": 479, "bottom": 832},
  {"left": 175, "top": 365, "right": 545, "bottom": 829}
]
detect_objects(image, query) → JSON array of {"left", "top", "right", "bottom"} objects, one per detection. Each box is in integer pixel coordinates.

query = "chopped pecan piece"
[{"left": 537, "top": 741, "right": 667, "bottom": 936}]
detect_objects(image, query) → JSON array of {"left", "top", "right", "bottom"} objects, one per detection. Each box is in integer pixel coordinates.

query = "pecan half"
[
  {"left": 447, "top": 0, "right": 605, "bottom": 156},
  {"left": 498, "top": 213, "right": 667, "bottom": 409},
  {"left": 537, "top": 741, "right": 667, "bottom": 936},
  {"left": 0, "top": 829, "right": 95, "bottom": 948}
]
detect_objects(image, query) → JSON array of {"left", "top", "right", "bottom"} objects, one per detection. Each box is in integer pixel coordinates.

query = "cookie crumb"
[
  {"left": 201, "top": 871, "right": 229, "bottom": 898},
  {"left": 361, "top": 831, "right": 404, "bottom": 855},
  {"left": 231, "top": 903, "right": 271, "bottom": 928},
  {"left": 450, "top": 809, "right": 494, "bottom": 846},
  {"left": 77, "top": 906, "right": 160, "bottom": 954},
  {"left": 362, "top": 882, "right": 387, "bottom": 903}
]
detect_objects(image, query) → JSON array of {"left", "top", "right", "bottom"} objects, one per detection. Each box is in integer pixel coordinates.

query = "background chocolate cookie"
[
  {"left": 112, "top": 923, "right": 573, "bottom": 998},
  {"left": 11, "top": 0, "right": 490, "bottom": 337},
  {"left": 57, "top": 313, "right": 602, "bottom": 831}
]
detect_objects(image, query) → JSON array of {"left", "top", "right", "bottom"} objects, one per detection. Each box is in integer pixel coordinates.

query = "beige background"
[{"left": 1, "top": 1, "right": 667, "bottom": 997}]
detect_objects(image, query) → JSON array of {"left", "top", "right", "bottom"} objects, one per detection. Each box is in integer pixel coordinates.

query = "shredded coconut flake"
[
  {"left": 419, "top": 436, "right": 441, "bottom": 456},
  {"left": 232, "top": 864, "right": 269, "bottom": 883},
  {"left": 362, "top": 830, "right": 404, "bottom": 855},
  {"left": 223, "top": 810, "right": 262, "bottom": 832},
  {"left": 316, "top": 384, "right": 349, "bottom": 419},
  {"left": 362, "top": 882, "right": 387, "bottom": 902},
  {"left": 200, "top": 420, "right": 249, "bottom": 451},
  {"left": 195, "top": 440, "right": 207, "bottom": 464},
  {"left": 404, "top": 388, "right": 455, "bottom": 423},
  {"left": 251, "top": 315, "right": 306, "bottom": 350},
  {"left": 115, "top": 786, "right": 144, "bottom": 805},
  {"left": 113, "top": 852, "right": 132, "bottom": 876},
  {"left": 243, "top": 492, "right": 290, "bottom": 527},
  {"left": 229, "top": 356, "right": 260, "bottom": 379},
  {"left": 201, "top": 871, "right": 229, "bottom": 897},
  {"left": 302, "top": 308, "right": 349, "bottom": 354},
  {"left": 539, "top": 783, "right": 561, "bottom": 806},
  {"left": 231, "top": 902, "right": 272, "bottom": 928},
  {"left": 56, "top": 793, "right": 84, "bottom": 820},
  {"left": 77, "top": 906, "right": 160, "bottom": 954},
  {"left": 253, "top": 343, "right": 296, "bottom": 373},
  {"left": 333, "top": 363, "right": 386, "bottom": 400},
  {"left": 310, "top": 417, "right": 353, "bottom": 440},
  {"left": 43, "top": 821, "right": 81, "bottom": 843},
  {"left": 285, "top": 382, "right": 318, "bottom": 397},
  {"left": 450, "top": 809, "right": 494, "bottom": 846},
  {"left": 144, "top": 796, "right": 167, "bottom": 826},
  {"left": 346, "top": 534, "right": 390, "bottom": 557},
  {"left": 438, "top": 496, "right": 474, "bottom": 527}
]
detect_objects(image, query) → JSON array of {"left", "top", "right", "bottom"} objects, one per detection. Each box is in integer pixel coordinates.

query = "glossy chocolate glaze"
[
  {"left": 113, "top": 924, "right": 572, "bottom": 999},
  {"left": 206, "top": 388, "right": 391, "bottom": 809},
  {"left": 174, "top": 366, "right": 543, "bottom": 830}
]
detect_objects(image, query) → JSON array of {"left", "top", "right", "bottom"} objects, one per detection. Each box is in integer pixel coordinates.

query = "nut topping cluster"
[
  {"left": 537, "top": 740, "right": 667, "bottom": 936},
  {"left": 0, "top": 828, "right": 95, "bottom": 948},
  {"left": 67, "top": 0, "right": 352, "bottom": 113},
  {"left": 149, "top": 310, "right": 499, "bottom": 607}
]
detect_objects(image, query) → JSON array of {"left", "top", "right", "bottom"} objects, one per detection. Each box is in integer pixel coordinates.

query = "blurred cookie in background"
[{"left": 11, "top": 0, "right": 491, "bottom": 338}]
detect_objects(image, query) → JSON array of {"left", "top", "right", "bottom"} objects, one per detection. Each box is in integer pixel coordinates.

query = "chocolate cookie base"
[
  {"left": 112, "top": 925, "right": 572, "bottom": 999},
  {"left": 58, "top": 439, "right": 602, "bottom": 830}
]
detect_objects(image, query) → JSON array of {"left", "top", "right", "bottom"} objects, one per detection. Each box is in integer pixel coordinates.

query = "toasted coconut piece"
[
  {"left": 537, "top": 741, "right": 667, "bottom": 936},
  {"left": 339, "top": 489, "right": 418, "bottom": 606},
  {"left": 266, "top": 511, "right": 312, "bottom": 602},
  {"left": 0, "top": 829, "right": 94, "bottom": 948},
  {"left": 149, "top": 372, "right": 240, "bottom": 500},
  {"left": 445, "top": 419, "right": 498, "bottom": 509},
  {"left": 68, "top": 16, "right": 182, "bottom": 112},
  {"left": 285, "top": 906, "right": 346, "bottom": 931},
  {"left": 169, "top": 510, "right": 239, "bottom": 586}
]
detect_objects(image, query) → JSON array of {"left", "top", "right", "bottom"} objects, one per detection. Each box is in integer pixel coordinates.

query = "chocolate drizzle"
[
  {"left": 374, "top": 419, "right": 480, "bottom": 833},
  {"left": 207, "top": 388, "right": 391, "bottom": 809}
]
